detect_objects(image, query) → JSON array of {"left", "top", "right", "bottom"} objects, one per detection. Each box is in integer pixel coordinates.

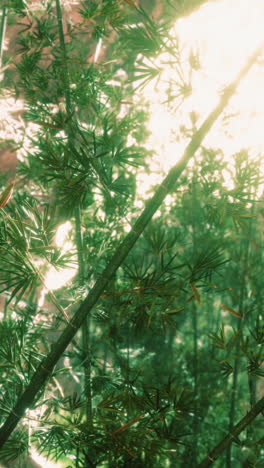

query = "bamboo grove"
[{"left": 0, "top": 1, "right": 263, "bottom": 467}]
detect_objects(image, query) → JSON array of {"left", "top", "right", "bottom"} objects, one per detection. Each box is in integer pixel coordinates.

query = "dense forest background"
[{"left": 0, "top": 1, "right": 263, "bottom": 467}]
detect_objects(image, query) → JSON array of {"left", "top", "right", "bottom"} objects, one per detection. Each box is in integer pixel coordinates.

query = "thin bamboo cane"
[
  {"left": 0, "top": 7, "right": 7, "bottom": 71},
  {"left": 198, "top": 396, "right": 264, "bottom": 467}
]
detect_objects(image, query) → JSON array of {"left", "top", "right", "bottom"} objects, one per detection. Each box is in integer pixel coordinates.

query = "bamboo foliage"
[
  {"left": 0, "top": 2, "right": 264, "bottom": 466},
  {"left": 0, "top": 29, "right": 263, "bottom": 447}
]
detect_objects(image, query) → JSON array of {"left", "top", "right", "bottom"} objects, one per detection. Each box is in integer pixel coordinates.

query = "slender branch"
[
  {"left": 226, "top": 180, "right": 256, "bottom": 465},
  {"left": 57, "top": 0, "right": 93, "bottom": 449},
  {"left": 190, "top": 171, "right": 199, "bottom": 466},
  {"left": 75, "top": 204, "right": 85, "bottom": 283},
  {"left": 226, "top": 229, "right": 250, "bottom": 467},
  {"left": 75, "top": 204, "right": 93, "bottom": 422},
  {"left": 55, "top": 0, "right": 72, "bottom": 114},
  {"left": 75, "top": 204, "right": 93, "bottom": 467},
  {"left": 0, "top": 7, "right": 8, "bottom": 71},
  {"left": 198, "top": 396, "right": 264, "bottom": 467},
  {"left": 0, "top": 41, "right": 263, "bottom": 448}
]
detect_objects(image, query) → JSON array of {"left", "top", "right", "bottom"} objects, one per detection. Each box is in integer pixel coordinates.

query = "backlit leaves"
[{"left": 0, "top": 200, "right": 75, "bottom": 302}]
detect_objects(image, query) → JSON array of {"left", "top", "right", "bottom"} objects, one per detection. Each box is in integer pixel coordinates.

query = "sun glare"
[
  {"left": 44, "top": 221, "right": 77, "bottom": 291},
  {"left": 1, "top": 1, "right": 263, "bottom": 466},
  {"left": 138, "top": 0, "right": 264, "bottom": 196},
  {"left": 37, "top": 0, "right": 264, "bottom": 293},
  {"left": 31, "top": 448, "right": 63, "bottom": 468}
]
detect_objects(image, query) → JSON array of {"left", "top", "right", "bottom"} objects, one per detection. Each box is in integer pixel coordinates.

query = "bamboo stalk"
[
  {"left": 226, "top": 187, "right": 254, "bottom": 467},
  {"left": 191, "top": 172, "right": 199, "bottom": 467},
  {"left": 55, "top": 0, "right": 72, "bottom": 115},
  {"left": 0, "top": 7, "right": 7, "bottom": 72},
  {"left": 0, "top": 40, "right": 263, "bottom": 449},
  {"left": 75, "top": 204, "right": 93, "bottom": 468},
  {"left": 56, "top": 1, "right": 93, "bottom": 463},
  {"left": 75, "top": 205, "right": 92, "bottom": 422},
  {"left": 198, "top": 396, "right": 264, "bottom": 467}
]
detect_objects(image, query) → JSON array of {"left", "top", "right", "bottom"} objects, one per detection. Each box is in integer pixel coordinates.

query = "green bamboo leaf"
[
  {"left": 165, "top": 307, "right": 185, "bottom": 315},
  {"left": 0, "top": 181, "right": 15, "bottom": 209}
]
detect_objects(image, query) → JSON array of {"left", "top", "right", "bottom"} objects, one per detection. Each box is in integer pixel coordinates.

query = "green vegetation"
[{"left": 0, "top": 1, "right": 263, "bottom": 467}]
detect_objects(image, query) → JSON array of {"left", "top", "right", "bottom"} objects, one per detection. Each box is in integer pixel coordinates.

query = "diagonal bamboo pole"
[
  {"left": 0, "top": 42, "right": 263, "bottom": 448},
  {"left": 198, "top": 396, "right": 264, "bottom": 467}
]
